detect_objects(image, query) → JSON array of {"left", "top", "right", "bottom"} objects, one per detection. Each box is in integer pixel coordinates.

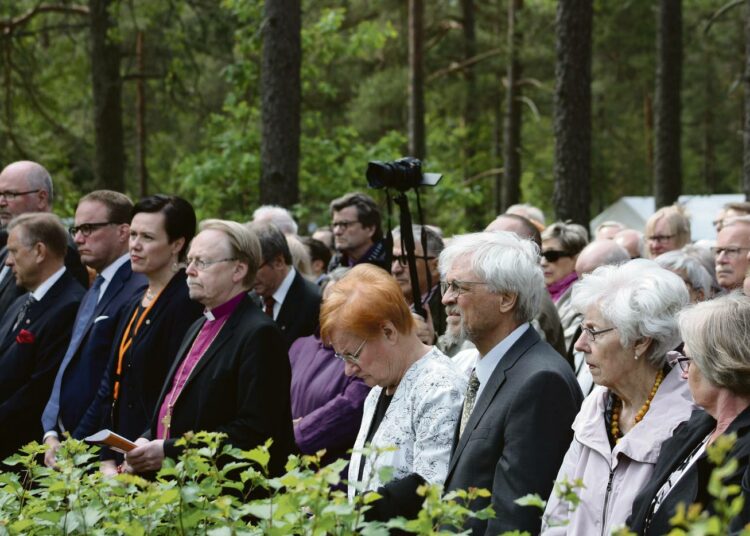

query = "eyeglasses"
[
  {"left": 392, "top": 254, "right": 435, "bottom": 267},
  {"left": 541, "top": 250, "right": 572, "bottom": 263},
  {"left": 711, "top": 246, "right": 750, "bottom": 259},
  {"left": 667, "top": 350, "right": 692, "bottom": 373},
  {"left": 647, "top": 234, "right": 675, "bottom": 243},
  {"left": 186, "top": 257, "right": 237, "bottom": 271},
  {"left": 579, "top": 323, "right": 616, "bottom": 343},
  {"left": 440, "top": 279, "right": 487, "bottom": 296},
  {"left": 0, "top": 189, "right": 41, "bottom": 201},
  {"left": 334, "top": 339, "right": 367, "bottom": 365},
  {"left": 69, "top": 222, "right": 116, "bottom": 237},
  {"left": 331, "top": 220, "right": 359, "bottom": 230}
]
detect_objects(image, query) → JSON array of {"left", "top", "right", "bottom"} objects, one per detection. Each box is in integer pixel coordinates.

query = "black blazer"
[
  {"left": 0, "top": 270, "right": 85, "bottom": 460},
  {"left": 42, "top": 260, "right": 147, "bottom": 439},
  {"left": 146, "top": 295, "right": 296, "bottom": 477},
  {"left": 77, "top": 270, "right": 203, "bottom": 453},
  {"left": 443, "top": 327, "right": 583, "bottom": 535},
  {"left": 628, "top": 406, "right": 750, "bottom": 535},
  {"left": 276, "top": 270, "right": 321, "bottom": 348}
]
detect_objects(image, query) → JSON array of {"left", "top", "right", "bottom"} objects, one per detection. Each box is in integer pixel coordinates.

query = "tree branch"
[
  {"left": 427, "top": 48, "right": 502, "bottom": 82},
  {"left": 704, "top": 0, "right": 743, "bottom": 35},
  {"left": 2, "top": 4, "right": 89, "bottom": 35}
]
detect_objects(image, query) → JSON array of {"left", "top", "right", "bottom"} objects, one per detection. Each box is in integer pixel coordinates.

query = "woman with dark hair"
[{"left": 79, "top": 195, "right": 203, "bottom": 474}]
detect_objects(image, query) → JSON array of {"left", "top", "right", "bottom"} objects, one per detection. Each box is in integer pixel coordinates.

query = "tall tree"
[
  {"left": 89, "top": 0, "right": 125, "bottom": 192},
  {"left": 653, "top": 0, "right": 682, "bottom": 208},
  {"left": 553, "top": 0, "right": 592, "bottom": 227},
  {"left": 260, "top": 0, "right": 301, "bottom": 207},
  {"left": 461, "top": 0, "right": 477, "bottom": 168},
  {"left": 745, "top": 0, "right": 750, "bottom": 198},
  {"left": 502, "top": 0, "right": 522, "bottom": 211},
  {"left": 408, "top": 0, "right": 425, "bottom": 159}
]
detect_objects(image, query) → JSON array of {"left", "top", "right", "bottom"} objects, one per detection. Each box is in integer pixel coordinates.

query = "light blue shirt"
[{"left": 474, "top": 322, "right": 530, "bottom": 401}]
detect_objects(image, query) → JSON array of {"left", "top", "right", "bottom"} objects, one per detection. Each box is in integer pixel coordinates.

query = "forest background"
[{"left": 0, "top": 0, "right": 747, "bottom": 235}]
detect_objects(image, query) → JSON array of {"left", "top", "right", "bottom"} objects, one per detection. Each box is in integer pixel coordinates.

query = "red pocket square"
[{"left": 16, "top": 329, "right": 35, "bottom": 344}]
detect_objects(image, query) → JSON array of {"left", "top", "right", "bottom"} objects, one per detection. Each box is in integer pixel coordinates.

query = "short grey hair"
[
  {"left": 679, "top": 292, "right": 750, "bottom": 394},
  {"left": 571, "top": 259, "right": 689, "bottom": 367},
  {"left": 392, "top": 224, "right": 445, "bottom": 257},
  {"left": 595, "top": 220, "right": 627, "bottom": 234},
  {"left": 542, "top": 222, "right": 589, "bottom": 255},
  {"left": 26, "top": 162, "right": 53, "bottom": 204},
  {"left": 439, "top": 231, "right": 543, "bottom": 323},
  {"left": 199, "top": 219, "right": 261, "bottom": 287},
  {"left": 247, "top": 222, "right": 292, "bottom": 265},
  {"left": 654, "top": 250, "right": 713, "bottom": 298},
  {"left": 506, "top": 203, "right": 546, "bottom": 225},
  {"left": 252, "top": 205, "right": 298, "bottom": 235}
]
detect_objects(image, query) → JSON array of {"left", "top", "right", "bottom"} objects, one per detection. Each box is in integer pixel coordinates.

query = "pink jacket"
[{"left": 541, "top": 365, "right": 695, "bottom": 536}]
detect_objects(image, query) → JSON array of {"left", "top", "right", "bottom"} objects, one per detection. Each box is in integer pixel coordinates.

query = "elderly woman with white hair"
[
  {"left": 654, "top": 249, "right": 714, "bottom": 303},
  {"left": 541, "top": 260, "right": 695, "bottom": 535},
  {"left": 628, "top": 293, "right": 750, "bottom": 534}
]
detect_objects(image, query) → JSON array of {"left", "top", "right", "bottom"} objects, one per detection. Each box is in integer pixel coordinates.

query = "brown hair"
[{"left": 320, "top": 263, "right": 415, "bottom": 343}]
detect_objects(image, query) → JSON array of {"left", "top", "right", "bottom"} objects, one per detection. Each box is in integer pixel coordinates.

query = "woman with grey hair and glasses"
[
  {"left": 628, "top": 293, "right": 750, "bottom": 534},
  {"left": 542, "top": 260, "right": 695, "bottom": 535},
  {"left": 654, "top": 249, "right": 714, "bottom": 303}
]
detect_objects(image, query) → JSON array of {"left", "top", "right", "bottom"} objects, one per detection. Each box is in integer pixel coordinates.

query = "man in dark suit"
[
  {"left": 439, "top": 231, "right": 583, "bottom": 535},
  {"left": 0, "top": 161, "right": 88, "bottom": 315},
  {"left": 125, "top": 219, "right": 295, "bottom": 477},
  {"left": 41, "top": 191, "right": 147, "bottom": 466},
  {"left": 0, "top": 213, "right": 85, "bottom": 461},
  {"left": 249, "top": 222, "right": 321, "bottom": 348}
]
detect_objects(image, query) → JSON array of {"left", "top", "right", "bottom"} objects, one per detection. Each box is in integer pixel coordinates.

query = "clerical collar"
[{"left": 203, "top": 292, "right": 245, "bottom": 322}]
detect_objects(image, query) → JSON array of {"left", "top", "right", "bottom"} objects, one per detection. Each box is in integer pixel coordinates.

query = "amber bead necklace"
[{"left": 610, "top": 368, "right": 664, "bottom": 444}]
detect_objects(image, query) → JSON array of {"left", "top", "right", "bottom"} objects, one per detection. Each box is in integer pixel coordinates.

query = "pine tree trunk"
[
  {"left": 552, "top": 0, "right": 592, "bottom": 227},
  {"left": 502, "top": 0, "right": 522, "bottom": 211},
  {"left": 408, "top": 0, "right": 425, "bottom": 159},
  {"left": 461, "top": 0, "right": 477, "bottom": 166},
  {"left": 89, "top": 0, "right": 124, "bottom": 192},
  {"left": 744, "top": 0, "right": 750, "bottom": 199},
  {"left": 653, "top": 0, "right": 682, "bottom": 208},
  {"left": 260, "top": 0, "right": 301, "bottom": 207}
]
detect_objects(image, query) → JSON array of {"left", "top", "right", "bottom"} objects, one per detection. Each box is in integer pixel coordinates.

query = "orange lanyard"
[{"left": 112, "top": 287, "right": 164, "bottom": 401}]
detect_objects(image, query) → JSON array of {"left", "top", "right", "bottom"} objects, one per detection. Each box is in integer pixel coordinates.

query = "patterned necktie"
[
  {"left": 13, "top": 294, "right": 37, "bottom": 331},
  {"left": 460, "top": 369, "right": 480, "bottom": 437},
  {"left": 263, "top": 295, "right": 275, "bottom": 317}
]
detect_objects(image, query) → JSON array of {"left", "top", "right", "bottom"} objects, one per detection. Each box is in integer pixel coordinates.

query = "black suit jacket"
[
  {"left": 0, "top": 270, "right": 85, "bottom": 460},
  {"left": 146, "top": 295, "right": 296, "bottom": 477},
  {"left": 275, "top": 270, "right": 321, "bottom": 348},
  {"left": 628, "top": 407, "right": 750, "bottom": 535},
  {"left": 443, "top": 327, "right": 583, "bottom": 535},
  {"left": 42, "top": 260, "right": 147, "bottom": 439},
  {"left": 77, "top": 270, "right": 203, "bottom": 453},
  {"left": 0, "top": 237, "right": 89, "bottom": 315}
]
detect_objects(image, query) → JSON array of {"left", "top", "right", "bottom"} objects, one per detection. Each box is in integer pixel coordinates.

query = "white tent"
[{"left": 589, "top": 194, "right": 745, "bottom": 242}]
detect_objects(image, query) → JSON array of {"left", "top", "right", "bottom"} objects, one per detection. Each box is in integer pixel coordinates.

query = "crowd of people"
[{"left": 1, "top": 158, "right": 750, "bottom": 534}]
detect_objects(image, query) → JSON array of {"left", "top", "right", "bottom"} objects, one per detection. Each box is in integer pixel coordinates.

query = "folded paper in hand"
[{"left": 84, "top": 429, "right": 137, "bottom": 454}]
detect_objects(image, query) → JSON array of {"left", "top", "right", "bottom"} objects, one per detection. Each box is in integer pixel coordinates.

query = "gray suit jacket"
[{"left": 444, "top": 327, "right": 583, "bottom": 535}]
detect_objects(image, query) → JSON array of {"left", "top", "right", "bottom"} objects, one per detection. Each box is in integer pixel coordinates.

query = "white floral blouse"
[{"left": 347, "top": 347, "right": 466, "bottom": 500}]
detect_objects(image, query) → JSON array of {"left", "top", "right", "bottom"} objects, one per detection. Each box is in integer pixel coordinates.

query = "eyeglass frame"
[
  {"left": 334, "top": 338, "right": 367, "bottom": 365},
  {"left": 331, "top": 220, "right": 360, "bottom": 230},
  {"left": 647, "top": 234, "right": 676, "bottom": 243},
  {"left": 541, "top": 250, "right": 572, "bottom": 263},
  {"left": 711, "top": 246, "right": 750, "bottom": 258},
  {"left": 186, "top": 257, "right": 238, "bottom": 271},
  {"left": 579, "top": 323, "right": 616, "bottom": 343},
  {"left": 392, "top": 253, "right": 436, "bottom": 267},
  {"left": 440, "top": 279, "right": 487, "bottom": 297},
  {"left": 667, "top": 350, "right": 692, "bottom": 373},
  {"left": 0, "top": 189, "right": 41, "bottom": 201},
  {"left": 69, "top": 222, "right": 117, "bottom": 237}
]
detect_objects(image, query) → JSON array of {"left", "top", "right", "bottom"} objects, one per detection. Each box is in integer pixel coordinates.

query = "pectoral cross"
[{"left": 161, "top": 409, "right": 171, "bottom": 432}]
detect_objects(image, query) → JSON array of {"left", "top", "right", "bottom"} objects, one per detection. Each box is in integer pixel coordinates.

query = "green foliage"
[{"left": 0, "top": 433, "right": 496, "bottom": 535}]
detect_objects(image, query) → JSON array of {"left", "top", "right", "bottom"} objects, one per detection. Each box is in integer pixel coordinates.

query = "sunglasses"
[{"left": 541, "top": 250, "right": 572, "bottom": 263}]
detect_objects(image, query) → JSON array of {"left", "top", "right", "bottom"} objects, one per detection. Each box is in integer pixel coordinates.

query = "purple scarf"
[{"left": 547, "top": 272, "right": 578, "bottom": 303}]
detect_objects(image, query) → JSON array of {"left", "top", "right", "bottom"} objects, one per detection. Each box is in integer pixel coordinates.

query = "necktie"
[
  {"left": 263, "top": 295, "right": 275, "bottom": 318},
  {"left": 41, "top": 275, "right": 105, "bottom": 434},
  {"left": 13, "top": 294, "right": 37, "bottom": 331},
  {"left": 459, "top": 369, "right": 480, "bottom": 437}
]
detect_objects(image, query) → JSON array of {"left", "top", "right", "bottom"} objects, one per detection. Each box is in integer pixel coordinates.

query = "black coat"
[
  {"left": 77, "top": 270, "right": 203, "bottom": 455},
  {"left": 0, "top": 270, "right": 85, "bottom": 459},
  {"left": 628, "top": 406, "right": 750, "bottom": 535},
  {"left": 443, "top": 327, "right": 583, "bottom": 535},
  {"left": 275, "top": 270, "right": 321, "bottom": 348},
  {"left": 145, "top": 295, "right": 296, "bottom": 477}
]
